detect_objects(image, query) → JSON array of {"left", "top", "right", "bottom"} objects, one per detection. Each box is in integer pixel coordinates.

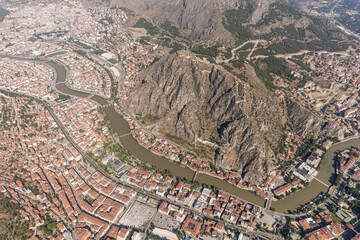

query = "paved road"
[
  {"left": 0, "top": 55, "right": 306, "bottom": 239},
  {"left": 265, "top": 192, "right": 273, "bottom": 210},
  {"left": 216, "top": 39, "right": 267, "bottom": 64},
  {"left": 45, "top": 98, "right": 280, "bottom": 239}
]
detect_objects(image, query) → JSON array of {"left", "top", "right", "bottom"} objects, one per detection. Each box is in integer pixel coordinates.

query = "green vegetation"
[
  {"left": 223, "top": 49, "right": 232, "bottom": 59},
  {"left": 100, "top": 16, "right": 114, "bottom": 25},
  {"left": 251, "top": 56, "right": 294, "bottom": 91},
  {"left": 229, "top": 59, "right": 245, "bottom": 69},
  {"left": 74, "top": 50, "right": 87, "bottom": 57},
  {"left": 148, "top": 234, "right": 163, "bottom": 240},
  {"left": 302, "top": 19, "right": 349, "bottom": 52},
  {"left": 150, "top": 57, "right": 160, "bottom": 66},
  {"left": 288, "top": 58, "right": 311, "bottom": 72},
  {"left": 297, "top": 138, "right": 316, "bottom": 159},
  {"left": 237, "top": 50, "right": 250, "bottom": 60},
  {"left": 330, "top": 173, "right": 343, "bottom": 186},
  {"left": 220, "top": 59, "right": 247, "bottom": 81},
  {"left": 38, "top": 213, "right": 58, "bottom": 237},
  {"left": 267, "top": 39, "right": 307, "bottom": 54},
  {"left": 262, "top": 24, "right": 304, "bottom": 41},
  {"left": 84, "top": 197, "right": 95, "bottom": 206},
  {"left": 161, "top": 20, "right": 180, "bottom": 37},
  {"left": 253, "top": 48, "right": 270, "bottom": 56},
  {"left": 55, "top": 92, "right": 71, "bottom": 102},
  {"left": 169, "top": 43, "right": 183, "bottom": 54},
  {"left": 46, "top": 51, "right": 67, "bottom": 58},
  {"left": 255, "top": 4, "right": 349, "bottom": 53},
  {"left": 238, "top": 42, "right": 255, "bottom": 51},
  {"left": 344, "top": 184, "right": 360, "bottom": 211},
  {"left": 257, "top": 2, "right": 302, "bottom": 26},
  {"left": 258, "top": 56, "right": 292, "bottom": 79},
  {"left": 330, "top": 212, "right": 342, "bottom": 223},
  {"left": 139, "top": 36, "right": 151, "bottom": 45},
  {"left": 142, "top": 114, "right": 159, "bottom": 125},
  {"left": 73, "top": 40, "right": 92, "bottom": 50},
  {"left": 92, "top": 49, "right": 106, "bottom": 55},
  {"left": 192, "top": 46, "right": 219, "bottom": 58},
  {"left": 175, "top": 230, "right": 184, "bottom": 240},
  {"left": 275, "top": 134, "right": 287, "bottom": 156},
  {"left": 112, "top": 6, "right": 135, "bottom": 17},
  {"left": 134, "top": 18, "right": 160, "bottom": 36},
  {"left": 165, "top": 133, "right": 189, "bottom": 147},
  {"left": 198, "top": 55, "right": 216, "bottom": 64},
  {"left": 338, "top": 3, "right": 360, "bottom": 34},
  {"left": 0, "top": 194, "right": 31, "bottom": 240},
  {"left": 108, "top": 58, "right": 118, "bottom": 64},
  {"left": 250, "top": 62, "right": 276, "bottom": 90},
  {"left": 345, "top": 185, "right": 360, "bottom": 199},
  {"left": 223, "top": 8, "right": 253, "bottom": 44},
  {"left": 160, "top": 37, "right": 183, "bottom": 54},
  {"left": 138, "top": 161, "right": 173, "bottom": 179}
]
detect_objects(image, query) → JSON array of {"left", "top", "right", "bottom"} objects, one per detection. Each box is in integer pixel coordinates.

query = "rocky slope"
[
  {"left": 125, "top": 51, "right": 284, "bottom": 182},
  {"left": 97, "top": 0, "right": 347, "bottom": 182},
  {"left": 286, "top": 98, "right": 343, "bottom": 139},
  {"left": 109, "top": 0, "right": 346, "bottom": 46},
  {"left": 112, "top": 0, "right": 240, "bottom": 45},
  {"left": 124, "top": 51, "right": 343, "bottom": 182}
]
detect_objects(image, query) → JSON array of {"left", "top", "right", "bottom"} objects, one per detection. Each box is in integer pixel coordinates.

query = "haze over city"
[{"left": 0, "top": 0, "right": 360, "bottom": 239}]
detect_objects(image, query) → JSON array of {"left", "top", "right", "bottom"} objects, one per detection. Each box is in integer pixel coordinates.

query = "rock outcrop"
[
  {"left": 286, "top": 98, "right": 344, "bottom": 139},
  {"left": 108, "top": 0, "right": 345, "bottom": 46},
  {"left": 124, "top": 52, "right": 344, "bottom": 182},
  {"left": 249, "top": 0, "right": 276, "bottom": 25},
  {"left": 112, "top": 0, "right": 240, "bottom": 45},
  {"left": 125, "top": 51, "right": 284, "bottom": 183}
]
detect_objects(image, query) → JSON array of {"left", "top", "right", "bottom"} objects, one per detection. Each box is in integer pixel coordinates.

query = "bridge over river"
[{"left": 4, "top": 55, "right": 360, "bottom": 214}]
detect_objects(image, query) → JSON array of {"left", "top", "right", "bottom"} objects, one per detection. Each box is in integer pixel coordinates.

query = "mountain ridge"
[
  {"left": 110, "top": 0, "right": 347, "bottom": 47},
  {"left": 123, "top": 51, "right": 343, "bottom": 182},
  {"left": 92, "top": 0, "right": 348, "bottom": 181}
]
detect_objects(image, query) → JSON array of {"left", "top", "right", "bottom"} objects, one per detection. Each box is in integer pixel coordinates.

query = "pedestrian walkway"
[{"left": 314, "top": 177, "right": 330, "bottom": 188}]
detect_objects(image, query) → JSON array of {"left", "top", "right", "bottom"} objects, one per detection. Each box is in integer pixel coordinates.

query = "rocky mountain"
[
  {"left": 112, "top": 0, "right": 240, "bottom": 45},
  {"left": 107, "top": 0, "right": 346, "bottom": 182},
  {"left": 110, "top": 0, "right": 347, "bottom": 47},
  {"left": 125, "top": 51, "right": 282, "bottom": 182},
  {"left": 124, "top": 51, "right": 343, "bottom": 182},
  {"left": 286, "top": 98, "right": 343, "bottom": 139}
]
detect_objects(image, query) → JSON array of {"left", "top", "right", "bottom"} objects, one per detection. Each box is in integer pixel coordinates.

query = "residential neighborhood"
[{"left": 0, "top": 0, "right": 360, "bottom": 239}]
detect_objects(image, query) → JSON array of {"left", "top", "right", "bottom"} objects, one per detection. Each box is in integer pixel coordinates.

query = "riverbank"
[
  {"left": 6, "top": 55, "right": 360, "bottom": 213},
  {"left": 47, "top": 59, "right": 268, "bottom": 207},
  {"left": 272, "top": 138, "right": 360, "bottom": 213}
]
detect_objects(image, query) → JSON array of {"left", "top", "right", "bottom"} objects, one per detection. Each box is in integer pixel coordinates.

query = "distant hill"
[
  {"left": 109, "top": 0, "right": 348, "bottom": 49},
  {"left": 284, "top": 0, "right": 360, "bottom": 36},
  {"left": 82, "top": 0, "right": 348, "bottom": 182}
]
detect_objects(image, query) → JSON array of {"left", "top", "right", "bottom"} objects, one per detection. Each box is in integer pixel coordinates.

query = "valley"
[{"left": 0, "top": 0, "right": 359, "bottom": 239}]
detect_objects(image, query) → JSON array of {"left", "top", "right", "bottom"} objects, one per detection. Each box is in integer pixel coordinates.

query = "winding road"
[{"left": 2, "top": 54, "right": 359, "bottom": 238}]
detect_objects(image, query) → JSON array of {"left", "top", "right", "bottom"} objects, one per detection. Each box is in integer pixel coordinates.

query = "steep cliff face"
[
  {"left": 249, "top": 0, "right": 275, "bottom": 25},
  {"left": 286, "top": 98, "right": 344, "bottom": 139},
  {"left": 124, "top": 51, "right": 344, "bottom": 182},
  {"left": 125, "top": 51, "right": 284, "bottom": 182},
  {"left": 112, "top": 0, "right": 240, "bottom": 44},
  {"left": 109, "top": 0, "right": 345, "bottom": 46}
]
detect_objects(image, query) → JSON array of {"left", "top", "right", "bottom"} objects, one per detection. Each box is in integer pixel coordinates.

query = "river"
[
  {"left": 47, "top": 60, "right": 266, "bottom": 207},
  {"left": 9, "top": 57, "right": 360, "bottom": 212},
  {"left": 272, "top": 138, "right": 360, "bottom": 212}
]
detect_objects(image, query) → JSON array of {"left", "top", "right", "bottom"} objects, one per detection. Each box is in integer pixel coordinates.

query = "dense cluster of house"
[
  {"left": 0, "top": 1, "right": 126, "bottom": 56},
  {"left": 54, "top": 51, "right": 113, "bottom": 99},
  {"left": 0, "top": 58, "right": 53, "bottom": 97}
]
